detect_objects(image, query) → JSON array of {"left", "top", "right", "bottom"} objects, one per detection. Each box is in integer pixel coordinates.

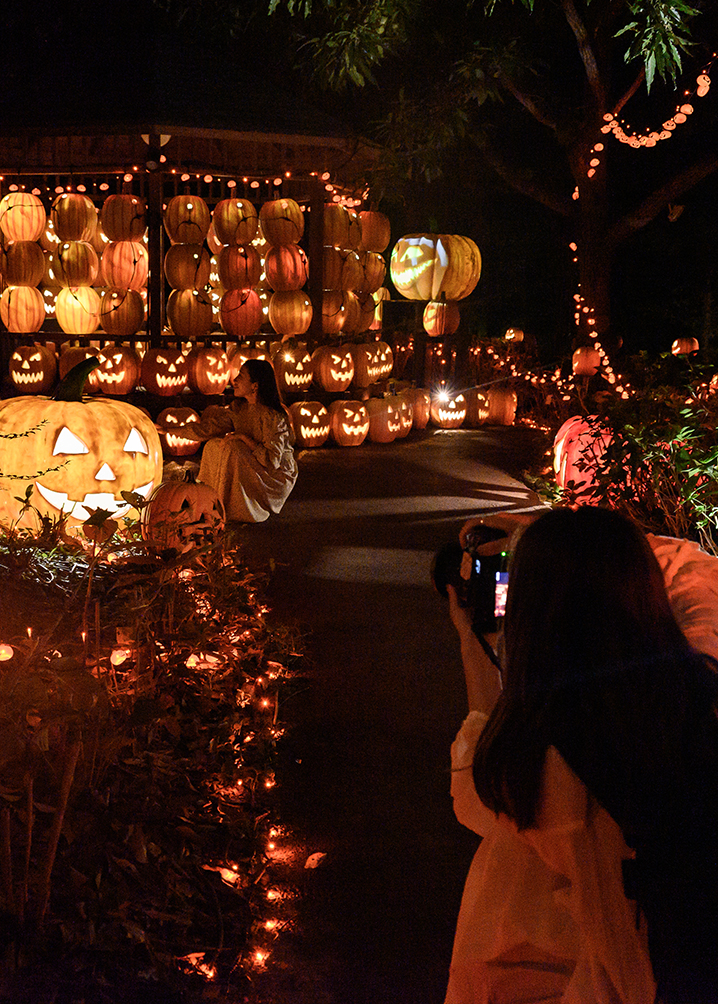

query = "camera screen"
[{"left": 494, "top": 571, "right": 509, "bottom": 619}]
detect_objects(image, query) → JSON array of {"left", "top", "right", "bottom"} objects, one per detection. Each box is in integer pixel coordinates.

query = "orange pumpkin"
[
  {"left": 289, "top": 400, "right": 330, "bottom": 447},
  {"left": 217, "top": 245, "right": 262, "bottom": 290},
  {"left": 55, "top": 286, "right": 101, "bottom": 335},
  {"left": 554, "top": 415, "right": 613, "bottom": 493},
  {"left": 401, "top": 387, "right": 431, "bottom": 429},
  {"left": 321, "top": 290, "right": 359, "bottom": 335},
  {"left": 264, "top": 244, "right": 309, "bottom": 291},
  {"left": 366, "top": 397, "right": 401, "bottom": 443},
  {"left": 572, "top": 346, "right": 601, "bottom": 376},
  {"left": 373, "top": 340, "right": 394, "bottom": 379},
  {"left": 4, "top": 241, "right": 45, "bottom": 286},
  {"left": 273, "top": 345, "right": 313, "bottom": 393},
  {"left": 323, "top": 204, "right": 352, "bottom": 249},
  {"left": 393, "top": 394, "right": 414, "bottom": 438},
  {"left": 100, "top": 194, "right": 147, "bottom": 241},
  {"left": 259, "top": 198, "right": 304, "bottom": 246},
  {"left": 186, "top": 345, "right": 231, "bottom": 395},
  {"left": 51, "top": 193, "right": 97, "bottom": 242},
  {"left": 487, "top": 387, "right": 517, "bottom": 426},
  {"left": 0, "top": 192, "right": 46, "bottom": 242},
  {"left": 164, "top": 244, "right": 212, "bottom": 290},
  {"left": 141, "top": 347, "right": 189, "bottom": 396},
  {"left": 164, "top": 195, "right": 211, "bottom": 244},
  {"left": 322, "top": 247, "right": 363, "bottom": 291},
  {"left": 328, "top": 399, "right": 369, "bottom": 446},
  {"left": 423, "top": 300, "right": 460, "bottom": 337},
  {"left": 311, "top": 344, "right": 354, "bottom": 392},
  {"left": 268, "top": 290, "right": 312, "bottom": 336},
  {"left": 95, "top": 345, "right": 141, "bottom": 396},
  {"left": 157, "top": 406, "right": 202, "bottom": 457},
  {"left": 167, "top": 288, "right": 214, "bottom": 339},
  {"left": 463, "top": 387, "right": 490, "bottom": 427},
  {"left": 504, "top": 327, "right": 524, "bottom": 342},
  {"left": 101, "top": 241, "right": 148, "bottom": 290},
  {"left": 219, "top": 288, "right": 263, "bottom": 339},
  {"left": 9, "top": 344, "right": 57, "bottom": 394},
  {"left": 212, "top": 198, "right": 258, "bottom": 245},
  {"left": 358, "top": 211, "right": 391, "bottom": 253},
  {"left": 356, "top": 251, "right": 386, "bottom": 294},
  {"left": 350, "top": 343, "right": 382, "bottom": 388},
  {"left": 390, "top": 233, "right": 481, "bottom": 301},
  {"left": 50, "top": 240, "right": 99, "bottom": 287},
  {"left": 671, "top": 337, "right": 700, "bottom": 356},
  {"left": 99, "top": 288, "right": 146, "bottom": 337},
  {"left": 430, "top": 391, "right": 466, "bottom": 428},
  {"left": 142, "top": 471, "right": 225, "bottom": 552}
]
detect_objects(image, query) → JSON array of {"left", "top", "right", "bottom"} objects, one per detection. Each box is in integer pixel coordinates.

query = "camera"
[{"left": 431, "top": 523, "right": 510, "bottom": 635}]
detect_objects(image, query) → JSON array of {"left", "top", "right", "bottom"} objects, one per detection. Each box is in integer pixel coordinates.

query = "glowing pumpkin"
[
  {"left": 358, "top": 211, "right": 391, "bottom": 253},
  {"left": 393, "top": 394, "right": 414, "bottom": 438},
  {"left": 217, "top": 245, "right": 261, "bottom": 290},
  {"left": 268, "top": 290, "right": 313, "bottom": 336},
  {"left": 227, "top": 343, "right": 271, "bottom": 379},
  {"left": 366, "top": 397, "right": 402, "bottom": 443},
  {"left": 157, "top": 406, "right": 201, "bottom": 457},
  {"left": 50, "top": 240, "right": 99, "bottom": 288},
  {"left": 554, "top": 415, "right": 613, "bottom": 494},
  {"left": 464, "top": 387, "right": 490, "bottom": 427},
  {"left": 259, "top": 199, "right": 304, "bottom": 246},
  {"left": 0, "top": 286, "right": 44, "bottom": 333},
  {"left": 142, "top": 471, "right": 225, "bottom": 552},
  {"left": 487, "top": 387, "right": 517, "bottom": 426},
  {"left": 323, "top": 204, "right": 353, "bottom": 249},
  {"left": 328, "top": 399, "right": 369, "bottom": 446},
  {"left": 273, "top": 345, "right": 313, "bottom": 394},
  {"left": 141, "top": 348, "right": 189, "bottom": 396},
  {"left": 390, "top": 233, "right": 481, "bottom": 301},
  {"left": 100, "top": 194, "right": 147, "bottom": 241},
  {"left": 289, "top": 401, "right": 330, "bottom": 447},
  {"left": 219, "top": 288, "right": 263, "bottom": 339},
  {"left": 0, "top": 192, "right": 46, "bottom": 242},
  {"left": 9, "top": 344, "right": 57, "bottom": 394},
  {"left": 51, "top": 193, "right": 97, "bottom": 242},
  {"left": 430, "top": 391, "right": 466, "bottom": 429},
  {"left": 99, "top": 288, "right": 146, "bottom": 337},
  {"left": 95, "top": 345, "right": 141, "bottom": 396},
  {"left": 401, "top": 387, "right": 431, "bottom": 429},
  {"left": 101, "top": 241, "right": 148, "bottom": 290},
  {"left": 504, "top": 327, "right": 524, "bottom": 342},
  {"left": 671, "top": 337, "right": 700, "bottom": 356},
  {"left": 212, "top": 198, "right": 258, "bottom": 245},
  {"left": 4, "top": 241, "right": 45, "bottom": 286},
  {"left": 264, "top": 244, "right": 309, "bottom": 291},
  {"left": 423, "top": 300, "right": 460, "bottom": 338},
  {"left": 322, "top": 247, "right": 363, "bottom": 291},
  {"left": 186, "top": 345, "right": 231, "bottom": 396},
  {"left": 311, "top": 344, "right": 354, "bottom": 392},
  {"left": 55, "top": 286, "right": 101, "bottom": 335},
  {"left": 0, "top": 359, "right": 162, "bottom": 529},
  {"left": 356, "top": 252, "right": 386, "bottom": 294},
  {"left": 373, "top": 341, "right": 394, "bottom": 379},
  {"left": 164, "top": 195, "right": 211, "bottom": 244},
  {"left": 164, "top": 244, "right": 212, "bottom": 290},
  {"left": 572, "top": 346, "right": 601, "bottom": 376},
  {"left": 167, "top": 288, "right": 214, "bottom": 339},
  {"left": 321, "top": 290, "right": 360, "bottom": 336}
]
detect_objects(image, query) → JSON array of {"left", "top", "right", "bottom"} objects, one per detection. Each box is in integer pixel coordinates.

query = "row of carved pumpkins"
[{"left": 7, "top": 340, "right": 396, "bottom": 397}]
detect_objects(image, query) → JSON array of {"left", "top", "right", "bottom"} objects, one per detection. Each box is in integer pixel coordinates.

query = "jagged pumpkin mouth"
[{"left": 35, "top": 479, "right": 155, "bottom": 521}]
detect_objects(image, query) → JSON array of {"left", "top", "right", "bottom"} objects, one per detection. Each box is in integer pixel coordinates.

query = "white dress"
[{"left": 183, "top": 400, "right": 297, "bottom": 523}]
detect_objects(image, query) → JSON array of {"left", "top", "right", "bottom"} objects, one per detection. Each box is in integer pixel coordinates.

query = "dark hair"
[
  {"left": 473, "top": 507, "right": 718, "bottom": 831},
  {"left": 242, "top": 358, "right": 285, "bottom": 415}
]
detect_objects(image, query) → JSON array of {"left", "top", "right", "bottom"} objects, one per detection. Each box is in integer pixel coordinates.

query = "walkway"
[{"left": 239, "top": 425, "right": 546, "bottom": 1004}]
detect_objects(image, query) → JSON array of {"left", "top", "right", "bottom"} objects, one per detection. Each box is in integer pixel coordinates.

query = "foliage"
[{"left": 0, "top": 514, "right": 302, "bottom": 1002}]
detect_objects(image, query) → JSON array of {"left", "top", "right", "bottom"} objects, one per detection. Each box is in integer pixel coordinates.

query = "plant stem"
[{"left": 36, "top": 732, "right": 82, "bottom": 927}]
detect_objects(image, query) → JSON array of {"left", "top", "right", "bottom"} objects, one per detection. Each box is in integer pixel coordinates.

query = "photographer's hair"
[
  {"left": 473, "top": 506, "right": 717, "bottom": 832},
  {"left": 242, "top": 358, "right": 286, "bottom": 415}
]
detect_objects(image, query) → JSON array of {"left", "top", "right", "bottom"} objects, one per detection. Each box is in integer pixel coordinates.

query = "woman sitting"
[{"left": 177, "top": 358, "right": 297, "bottom": 524}]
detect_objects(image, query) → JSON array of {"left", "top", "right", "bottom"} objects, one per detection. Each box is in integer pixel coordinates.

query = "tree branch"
[
  {"left": 479, "top": 141, "right": 574, "bottom": 217},
  {"left": 498, "top": 71, "right": 558, "bottom": 131},
  {"left": 607, "top": 152, "right": 718, "bottom": 250},
  {"left": 559, "top": 0, "right": 606, "bottom": 109},
  {"left": 611, "top": 67, "right": 646, "bottom": 117}
]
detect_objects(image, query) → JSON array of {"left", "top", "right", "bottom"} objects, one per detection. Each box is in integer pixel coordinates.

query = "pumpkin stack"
[
  {"left": 213, "top": 197, "right": 263, "bottom": 342},
  {"left": 98, "top": 193, "right": 148, "bottom": 344},
  {"left": 320, "top": 203, "right": 362, "bottom": 338},
  {"left": 259, "top": 197, "right": 313, "bottom": 341},
  {"left": 164, "top": 194, "right": 213, "bottom": 342},
  {"left": 50, "top": 193, "right": 103, "bottom": 337},
  {"left": 355, "top": 210, "right": 389, "bottom": 334},
  {"left": 0, "top": 192, "right": 48, "bottom": 337}
]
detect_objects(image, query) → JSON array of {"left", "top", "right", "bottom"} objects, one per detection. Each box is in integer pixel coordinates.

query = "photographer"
[{"left": 443, "top": 508, "right": 718, "bottom": 1004}]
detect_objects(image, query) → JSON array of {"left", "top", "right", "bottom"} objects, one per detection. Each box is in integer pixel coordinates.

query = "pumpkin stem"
[
  {"left": 183, "top": 468, "right": 198, "bottom": 484},
  {"left": 53, "top": 357, "right": 101, "bottom": 401}
]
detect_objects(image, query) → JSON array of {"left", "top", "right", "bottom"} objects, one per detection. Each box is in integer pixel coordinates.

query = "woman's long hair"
[
  {"left": 242, "top": 358, "right": 286, "bottom": 415},
  {"left": 473, "top": 507, "right": 718, "bottom": 833}
]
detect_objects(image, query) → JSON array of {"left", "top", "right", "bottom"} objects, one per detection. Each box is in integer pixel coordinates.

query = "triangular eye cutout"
[
  {"left": 53, "top": 426, "right": 89, "bottom": 456},
  {"left": 123, "top": 428, "right": 148, "bottom": 454}
]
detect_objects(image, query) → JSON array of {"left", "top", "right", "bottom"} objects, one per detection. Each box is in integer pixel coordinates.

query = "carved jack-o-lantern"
[
  {"left": 219, "top": 288, "right": 263, "bottom": 339},
  {"left": 95, "top": 345, "right": 141, "bottom": 396},
  {"left": 349, "top": 342, "right": 389, "bottom": 388},
  {"left": 671, "top": 337, "right": 700, "bottom": 356},
  {"left": 328, "top": 399, "right": 370, "bottom": 446},
  {"left": 259, "top": 199, "right": 304, "bottom": 246},
  {"left": 142, "top": 471, "right": 225, "bottom": 552},
  {"left": 9, "top": 344, "right": 57, "bottom": 394},
  {"left": 212, "top": 198, "right": 259, "bottom": 245},
  {"left": 373, "top": 341, "right": 394, "bottom": 379},
  {"left": 187, "top": 345, "right": 231, "bottom": 396},
  {"left": 390, "top": 233, "right": 481, "bottom": 301},
  {"left": 0, "top": 360, "right": 162, "bottom": 530},
  {"left": 141, "top": 347, "right": 189, "bottom": 396},
  {"left": 164, "top": 195, "right": 211, "bottom": 244},
  {"left": 554, "top": 415, "right": 612, "bottom": 494},
  {"left": 0, "top": 192, "right": 46, "bottom": 243},
  {"left": 268, "top": 290, "right": 313, "bottom": 336},
  {"left": 157, "top": 407, "right": 202, "bottom": 457},
  {"left": 401, "top": 387, "right": 431, "bottom": 429},
  {"left": 394, "top": 395, "right": 414, "bottom": 438},
  {"left": 464, "top": 387, "right": 490, "bottom": 427},
  {"left": 311, "top": 344, "right": 355, "bottom": 392},
  {"left": 227, "top": 343, "right": 271, "bottom": 380},
  {"left": 504, "top": 327, "right": 525, "bottom": 342},
  {"left": 366, "top": 397, "right": 402, "bottom": 443},
  {"left": 289, "top": 401, "right": 330, "bottom": 447},
  {"left": 273, "top": 345, "right": 313, "bottom": 393},
  {"left": 100, "top": 288, "right": 146, "bottom": 337},
  {"left": 430, "top": 391, "right": 466, "bottom": 429}
]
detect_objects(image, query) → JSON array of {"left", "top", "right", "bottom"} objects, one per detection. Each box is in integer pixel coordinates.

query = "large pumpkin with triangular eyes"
[
  {"left": 289, "top": 401, "right": 330, "bottom": 448},
  {"left": 141, "top": 347, "right": 189, "bottom": 396},
  {"left": 0, "top": 392, "right": 162, "bottom": 530},
  {"left": 390, "top": 234, "right": 481, "bottom": 301},
  {"left": 327, "top": 400, "right": 369, "bottom": 446}
]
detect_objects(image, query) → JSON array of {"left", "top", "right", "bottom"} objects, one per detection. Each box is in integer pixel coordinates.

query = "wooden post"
[
  {"left": 306, "top": 175, "right": 324, "bottom": 344},
  {"left": 145, "top": 136, "right": 165, "bottom": 348}
]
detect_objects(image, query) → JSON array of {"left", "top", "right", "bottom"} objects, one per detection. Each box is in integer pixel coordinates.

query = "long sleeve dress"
[
  {"left": 445, "top": 534, "right": 718, "bottom": 1004},
  {"left": 182, "top": 400, "right": 297, "bottom": 523}
]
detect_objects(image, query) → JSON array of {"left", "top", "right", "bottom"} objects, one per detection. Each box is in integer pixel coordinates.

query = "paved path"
[{"left": 240, "top": 425, "right": 546, "bottom": 1004}]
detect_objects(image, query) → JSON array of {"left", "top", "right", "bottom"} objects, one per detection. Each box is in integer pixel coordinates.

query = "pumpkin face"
[
  {"left": 289, "top": 401, "right": 330, "bottom": 447},
  {"left": 157, "top": 407, "right": 201, "bottom": 457},
  {"left": 95, "top": 345, "right": 141, "bottom": 396},
  {"left": 9, "top": 344, "right": 57, "bottom": 394},
  {"left": 212, "top": 198, "right": 259, "bottom": 245},
  {"left": 100, "top": 194, "right": 147, "bottom": 241},
  {"left": 402, "top": 388, "right": 431, "bottom": 429},
  {"left": 312, "top": 344, "right": 354, "bottom": 392},
  {"left": 99, "top": 288, "right": 146, "bottom": 337},
  {"left": 141, "top": 348, "right": 189, "bottom": 396},
  {"left": 142, "top": 476, "right": 225, "bottom": 552},
  {"left": 554, "top": 415, "right": 612, "bottom": 493},
  {"left": 487, "top": 387, "right": 517, "bottom": 426},
  {"left": 394, "top": 395, "right": 414, "bottom": 438},
  {"left": 259, "top": 199, "right": 304, "bottom": 246},
  {"left": 423, "top": 300, "right": 460, "bottom": 337},
  {"left": 164, "top": 195, "right": 211, "bottom": 244},
  {"left": 350, "top": 342, "right": 389, "bottom": 388},
  {"left": 671, "top": 337, "right": 700, "bottom": 356},
  {"left": 504, "top": 327, "right": 524, "bottom": 342},
  {"left": 430, "top": 392, "right": 466, "bottom": 429},
  {"left": 464, "top": 387, "right": 490, "bottom": 427},
  {"left": 268, "top": 290, "right": 313, "bottom": 336},
  {"left": 164, "top": 243, "right": 212, "bottom": 290},
  {"left": 328, "top": 400, "right": 369, "bottom": 446},
  {"left": 572, "top": 346, "right": 601, "bottom": 376},
  {"left": 0, "top": 395, "right": 162, "bottom": 528},
  {"left": 390, "top": 234, "right": 481, "bottom": 301},
  {"left": 273, "top": 346, "right": 313, "bottom": 393},
  {"left": 373, "top": 341, "right": 394, "bottom": 379},
  {"left": 366, "top": 397, "right": 401, "bottom": 443},
  {"left": 187, "top": 345, "right": 230, "bottom": 395},
  {"left": 0, "top": 192, "right": 46, "bottom": 242}
]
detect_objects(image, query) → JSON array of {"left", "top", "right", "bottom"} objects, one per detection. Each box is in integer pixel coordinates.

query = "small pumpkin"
[
  {"left": 430, "top": 391, "right": 466, "bottom": 429},
  {"left": 311, "top": 344, "right": 354, "bottom": 393},
  {"left": 394, "top": 394, "right": 414, "bottom": 438},
  {"left": 504, "top": 327, "right": 524, "bottom": 342},
  {"left": 390, "top": 233, "right": 481, "bottom": 301},
  {"left": 142, "top": 470, "right": 225, "bottom": 552},
  {"left": 572, "top": 345, "right": 601, "bottom": 376},
  {"left": 9, "top": 344, "right": 57, "bottom": 394},
  {"left": 328, "top": 399, "right": 369, "bottom": 446},
  {"left": 141, "top": 347, "right": 189, "bottom": 396},
  {"left": 289, "top": 401, "right": 330, "bottom": 447},
  {"left": 423, "top": 300, "right": 460, "bottom": 338},
  {"left": 157, "top": 407, "right": 202, "bottom": 457}
]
